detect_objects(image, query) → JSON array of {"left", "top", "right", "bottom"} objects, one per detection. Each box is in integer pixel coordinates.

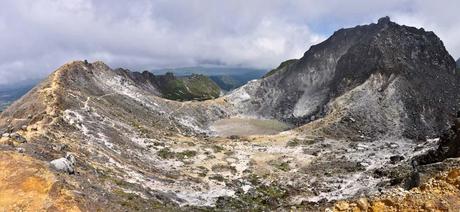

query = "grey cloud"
[{"left": 0, "top": 0, "right": 458, "bottom": 85}]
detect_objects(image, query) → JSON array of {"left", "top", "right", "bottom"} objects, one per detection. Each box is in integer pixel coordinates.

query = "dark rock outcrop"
[
  {"left": 416, "top": 113, "right": 460, "bottom": 165},
  {"left": 228, "top": 17, "right": 460, "bottom": 139}
]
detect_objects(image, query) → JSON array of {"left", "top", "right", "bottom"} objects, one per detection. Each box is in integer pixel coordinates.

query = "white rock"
[
  {"left": 389, "top": 143, "right": 399, "bottom": 148},
  {"left": 50, "top": 153, "right": 76, "bottom": 174}
]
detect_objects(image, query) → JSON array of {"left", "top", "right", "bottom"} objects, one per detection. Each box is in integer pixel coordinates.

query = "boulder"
[
  {"left": 356, "top": 198, "right": 369, "bottom": 211},
  {"left": 390, "top": 155, "right": 405, "bottom": 164},
  {"left": 50, "top": 153, "right": 76, "bottom": 174}
]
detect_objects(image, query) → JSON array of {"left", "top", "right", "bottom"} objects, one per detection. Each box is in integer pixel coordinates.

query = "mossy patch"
[
  {"left": 157, "top": 148, "right": 197, "bottom": 160},
  {"left": 215, "top": 175, "right": 288, "bottom": 210},
  {"left": 113, "top": 189, "right": 176, "bottom": 211},
  {"left": 211, "top": 164, "right": 237, "bottom": 174},
  {"left": 160, "top": 74, "right": 220, "bottom": 101}
]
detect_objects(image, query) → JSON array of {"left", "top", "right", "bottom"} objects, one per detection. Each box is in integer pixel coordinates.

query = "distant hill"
[
  {"left": 0, "top": 79, "right": 40, "bottom": 112},
  {"left": 152, "top": 67, "right": 267, "bottom": 91},
  {"left": 115, "top": 69, "right": 221, "bottom": 101}
]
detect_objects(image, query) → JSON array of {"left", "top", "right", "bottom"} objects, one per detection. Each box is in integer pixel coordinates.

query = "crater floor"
[{"left": 209, "top": 117, "right": 290, "bottom": 137}]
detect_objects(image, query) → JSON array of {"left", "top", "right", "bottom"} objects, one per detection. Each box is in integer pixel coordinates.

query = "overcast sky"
[{"left": 0, "top": 0, "right": 459, "bottom": 85}]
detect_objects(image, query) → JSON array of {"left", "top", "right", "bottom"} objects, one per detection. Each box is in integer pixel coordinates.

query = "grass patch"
[
  {"left": 211, "top": 164, "right": 237, "bottom": 174},
  {"left": 269, "top": 160, "right": 291, "bottom": 172},
  {"left": 113, "top": 189, "right": 176, "bottom": 211},
  {"left": 157, "top": 148, "right": 197, "bottom": 160},
  {"left": 211, "top": 145, "right": 225, "bottom": 153},
  {"left": 209, "top": 174, "right": 226, "bottom": 182},
  {"left": 176, "top": 150, "right": 197, "bottom": 160},
  {"left": 157, "top": 148, "right": 175, "bottom": 159},
  {"left": 215, "top": 174, "right": 288, "bottom": 210}
]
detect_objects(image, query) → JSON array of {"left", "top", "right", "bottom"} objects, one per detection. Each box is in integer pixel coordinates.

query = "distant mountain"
[
  {"left": 152, "top": 66, "right": 266, "bottom": 76},
  {"left": 0, "top": 79, "right": 40, "bottom": 112},
  {"left": 457, "top": 58, "right": 460, "bottom": 68},
  {"left": 152, "top": 67, "right": 267, "bottom": 91}
]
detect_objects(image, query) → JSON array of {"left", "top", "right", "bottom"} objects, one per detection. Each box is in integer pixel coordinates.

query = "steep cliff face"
[{"left": 227, "top": 17, "right": 460, "bottom": 139}]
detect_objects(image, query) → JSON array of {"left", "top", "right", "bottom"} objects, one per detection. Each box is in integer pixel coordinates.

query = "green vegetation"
[
  {"left": 209, "top": 174, "right": 226, "bottom": 182},
  {"left": 197, "top": 166, "right": 209, "bottom": 177},
  {"left": 129, "top": 120, "right": 150, "bottom": 136},
  {"left": 210, "top": 144, "right": 225, "bottom": 153},
  {"left": 264, "top": 59, "right": 298, "bottom": 78},
  {"left": 286, "top": 139, "right": 300, "bottom": 147},
  {"left": 215, "top": 175, "right": 288, "bottom": 210},
  {"left": 175, "top": 150, "right": 198, "bottom": 160},
  {"left": 269, "top": 160, "right": 291, "bottom": 172},
  {"left": 157, "top": 148, "right": 176, "bottom": 159},
  {"left": 157, "top": 148, "right": 197, "bottom": 160},
  {"left": 152, "top": 67, "right": 267, "bottom": 91},
  {"left": 161, "top": 74, "right": 221, "bottom": 101},
  {"left": 286, "top": 137, "right": 320, "bottom": 147},
  {"left": 209, "top": 75, "right": 240, "bottom": 91},
  {"left": 211, "top": 164, "right": 237, "bottom": 174},
  {"left": 113, "top": 189, "right": 176, "bottom": 211}
]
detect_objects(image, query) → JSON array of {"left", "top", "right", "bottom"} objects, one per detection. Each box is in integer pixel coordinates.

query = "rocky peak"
[
  {"left": 228, "top": 18, "right": 460, "bottom": 139},
  {"left": 378, "top": 16, "right": 391, "bottom": 23}
]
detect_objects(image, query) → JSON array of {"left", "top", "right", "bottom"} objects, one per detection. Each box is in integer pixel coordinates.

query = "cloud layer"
[{"left": 0, "top": 0, "right": 459, "bottom": 84}]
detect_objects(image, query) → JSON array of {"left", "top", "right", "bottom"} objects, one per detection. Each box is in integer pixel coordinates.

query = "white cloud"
[{"left": 0, "top": 0, "right": 458, "bottom": 85}]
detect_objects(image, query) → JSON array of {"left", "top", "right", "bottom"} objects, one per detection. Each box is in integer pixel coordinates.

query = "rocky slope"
[
  {"left": 228, "top": 16, "right": 460, "bottom": 140},
  {"left": 334, "top": 115, "right": 460, "bottom": 211},
  {"left": 457, "top": 58, "right": 460, "bottom": 75},
  {"left": 1, "top": 17, "right": 460, "bottom": 211}
]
